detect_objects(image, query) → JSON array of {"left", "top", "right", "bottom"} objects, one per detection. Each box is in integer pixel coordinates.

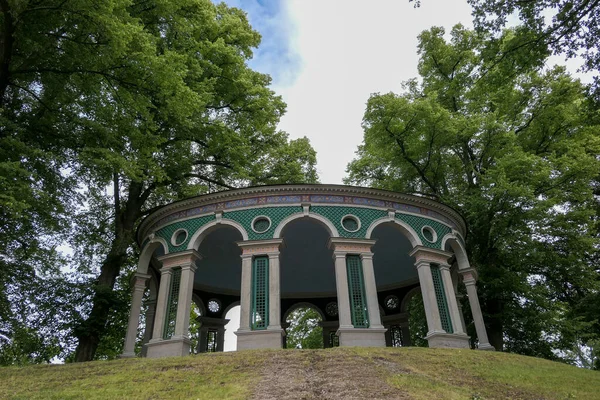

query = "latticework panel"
[
  {"left": 389, "top": 325, "right": 403, "bottom": 347},
  {"left": 311, "top": 206, "right": 387, "bottom": 238},
  {"left": 396, "top": 213, "right": 452, "bottom": 249},
  {"left": 163, "top": 268, "right": 182, "bottom": 339},
  {"left": 430, "top": 265, "right": 453, "bottom": 333},
  {"left": 346, "top": 255, "right": 369, "bottom": 328},
  {"left": 251, "top": 256, "right": 269, "bottom": 330},
  {"left": 156, "top": 215, "right": 215, "bottom": 252},
  {"left": 225, "top": 206, "right": 300, "bottom": 240}
]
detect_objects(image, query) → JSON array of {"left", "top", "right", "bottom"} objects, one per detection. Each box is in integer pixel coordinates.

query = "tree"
[
  {"left": 1, "top": 0, "right": 318, "bottom": 363},
  {"left": 286, "top": 307, "right": 323, "bottom": 349},
  {"left": 346, "top": 25, "right": 600, "bottom": 357}
]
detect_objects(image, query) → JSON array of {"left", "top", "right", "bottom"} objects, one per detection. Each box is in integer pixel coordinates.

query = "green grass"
[{"left": 1, "top": 347, "right": 598, "bottom": 399}]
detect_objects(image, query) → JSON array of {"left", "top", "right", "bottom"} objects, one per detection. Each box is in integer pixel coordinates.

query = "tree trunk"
[{"left": 74, "top": 181, "right": 144, "bottom": 362}]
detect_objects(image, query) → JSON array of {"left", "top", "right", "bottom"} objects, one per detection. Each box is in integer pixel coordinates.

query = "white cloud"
[{"left": 273, "top": 0, "right": 473, "bottom": 184}]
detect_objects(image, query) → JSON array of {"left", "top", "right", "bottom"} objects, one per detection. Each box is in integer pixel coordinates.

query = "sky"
[
  {"left": 219, "top": 0, "right": 476, "bottom": 351},
  {"left": 222, "top": 0, "right": 475, "bottom": 184}
]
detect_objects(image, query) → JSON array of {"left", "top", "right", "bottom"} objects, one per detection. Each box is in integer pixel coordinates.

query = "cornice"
[{"left": 137, "top": 184, "right": 466, "bottom": 244}]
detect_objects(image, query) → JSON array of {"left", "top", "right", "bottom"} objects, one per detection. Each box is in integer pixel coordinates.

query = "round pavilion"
[{"left": 121, "top": 184, "right": 494, "bottom": 358}]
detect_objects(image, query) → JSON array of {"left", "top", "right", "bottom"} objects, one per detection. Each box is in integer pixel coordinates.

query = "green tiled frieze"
[
  {"left": 396, "top": 213, "right": 451, "bottom": 249},
  {"left": 225, "top": 206, "right": 301, "bottom": 240},
  {"left": 155, "top": 215, "right": 215, "bottom": 253},
  {"left": 311, "top": 206, "right": 387, "bottom": 238}
]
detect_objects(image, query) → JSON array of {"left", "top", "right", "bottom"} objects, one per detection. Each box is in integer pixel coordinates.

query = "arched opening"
[
  {"left": 284, "top": 304, "right": 324, "bottom": 349},
  {"left": 187, "top": 225, "right": 243, "bottom": 353},
  {"left": 223, "top": 305, "right": 240, "bottom": 352},
  {"left": 279, "top": 218, "right": 336, "bottom": 298},
  {"left": 404, "top": 290, "right": 428, "bottom": 347},
  {"left": 369, "top": 222, "right": 420, "bottom": 347}
]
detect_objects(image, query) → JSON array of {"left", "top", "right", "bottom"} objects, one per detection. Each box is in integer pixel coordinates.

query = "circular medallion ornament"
[
  {"left": 421, "top": 226, "right": 437, "bottom": 243},
  {"left": 208, "top": 299, "right": 221, "bottom": 313},
  {"left": 171, "top": 229, "right": 188, "bottom": 247},
  {"left": 252, "top": 216, "right": 272, "bottom": 233},
  {"left": 326, "top": 302, "right": 338, "bottom": 317},
  {"left": 341, "top": 215, "right": 361, "bottom": 233},
  {"left": 385, "top": 295, "right": 400, "bottom": 310}
]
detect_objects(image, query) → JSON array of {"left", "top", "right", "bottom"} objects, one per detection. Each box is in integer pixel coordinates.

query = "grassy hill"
[{"left": 1, "top": 347, "right": 599, "bottom": 399}]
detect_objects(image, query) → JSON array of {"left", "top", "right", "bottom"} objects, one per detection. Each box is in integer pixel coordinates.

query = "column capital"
[
  {"left": 131, "top": 272, "right": 151, "bottom": 288},
  {"left": 459, "top": 268, "right": 478, "bottom": 284},
  {"left": 157, "top": 249, "right": 201, "bottom": 269},
  {"left": 237, "top": 238, "right": 283, "bottom": 256},
  {"left": 437, "top": 263, "right": 452, "bottom": 272},
  {"left": 409, "top": 246, "right": 452, "bottom": 265},
  {"left": 328, "top": 237, "right": 376, "bottom": 254}
]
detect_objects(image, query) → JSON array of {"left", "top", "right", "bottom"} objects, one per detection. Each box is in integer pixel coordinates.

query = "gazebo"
[{"left": 120, "top": 184, "right": 494, "bottom": 358}]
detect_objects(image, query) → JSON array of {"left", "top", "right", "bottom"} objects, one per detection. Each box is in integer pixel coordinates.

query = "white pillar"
[
  {"left": 238, "top": 254, "right": 253, "bottom": 331},
  {"left": 174, "top": 263, "right": 197, "bottom": 339},
  {"left": 121, "top": 273, "right": 150, "bottom": 357},
  {"left": 415, "top": 260, "right": 444, "bottom": 335},
  {"left": 268, "top": 253, "right": 281, "bottom": 330},
  {"left": 333, "top": 251, "right": 353, "bottom": 329},
  {"left": 150, "top": 267, "right": 173, "bottom": 341},
  {"left": 439, "top": 264, "right": 465, "bottom": 334},
  {"left": 360, "top": 253, "right": 383, "bottom": 329},
  {"left": 462, "top": 270, "right": 495, "bottom": 350}
]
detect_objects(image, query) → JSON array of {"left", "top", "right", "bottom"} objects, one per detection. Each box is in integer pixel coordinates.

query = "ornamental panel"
[
  {"left": 226, "top": 206, "right": 300, "bottom": 240},
  {"left": 311, "top": 206, "right": 387, "bottom": 238},
  {"left": 155, "top": 215, "right": 214, "bottom": 253},
  {"left": 346, "top": 255, "right": 369, "bottom": 328},
  {"left": 163, "top": 268, "right": 182, "bottom": 339},
  {"left": 251, "top": 256, "right": 269, "bottom": 330},
  {"left": 396, "top": 213, "right": 452, "bottom": 249},
  {"left": 430, "top": 265, "right": 453, "bottom": 333}
]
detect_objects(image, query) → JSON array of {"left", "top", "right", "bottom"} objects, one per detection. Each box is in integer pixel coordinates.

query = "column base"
[
  {"left": 146, "top": 337, "right": 192, "bottom": 358},
  {"left": 235, "top": 329, "right": 284, "bottom": 350},
  {"left": 118, "top": 352, "right": 136, "bottom": 359},
  {"left": 426, "top": 332, "right": 470, "bottom": 349},
  {"left": 478, "top": 343, "right": 496, "bottom": 351},
  {"left": 337, "top": 327, "right": 387, "bottom": 347}
]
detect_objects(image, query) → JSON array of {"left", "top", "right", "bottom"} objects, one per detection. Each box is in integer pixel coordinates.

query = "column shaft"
[
  {"left": 239, "top": 255, "right": 253, "bottom": 331},
  {"left": 464, "top": 277, "right": 494, "bottom": 350},
  {"left": 122, "top": 275, "right": 149, "bottom": 356},
  {"left": 151, "top": 268, "right": 173, "bottom": 341},
  {"left": 268, "top": 253, "right": 281, "bottom": 329},
  {"left": 174, "top": 264, "right": 197, "bottom": 338},
  {"left": 416, "top": 261, "right": 444, "bottom": 334},
  {"left": 334, "top": 253, "right": 352, "bottom": 329},
  {"left": 360, "top": 254, "right": 383, "bottom": 328},
  {"left": 439, "top": 265, "right": 465, "bottom": 334}
]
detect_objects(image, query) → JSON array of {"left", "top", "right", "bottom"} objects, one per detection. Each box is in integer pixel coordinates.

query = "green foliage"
[
  {"left": 1, "top": 0, "right": 319, "bottom": 362},
  {"left": 285, "top": 307, "right": 323, "bottom": 349},
  {"left": 346, "top": 24, "right": 600, "bottom": 360},
  {"left": 407, "top": 292, "right": 428, "bottom": 348}
]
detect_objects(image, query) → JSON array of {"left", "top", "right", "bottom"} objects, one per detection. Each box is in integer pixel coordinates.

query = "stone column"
[
  {"left": 439, "top": 263, "right": 465, "bottom": 335},
  {"left": 461, "top": 269, "right": 495, "bottom": 350},
  {"left": 238, "top": 254, "right": 253, "bottom": 331},
  {"left": 360, "top": 253, "right": 384, "bottom": 329},
  {"left": 150, "top": 267, "right": 173, "bottom": 341},
  {"left": 141, "top": 299, "right": 156, "bottom": 357},
  {"left": 415, "top": 260, "right": 444, "bottom": 335},
  {"left": 333, "top": 251, "right": 353, "bottom": 330},
  {"left": 268, "top": 252, "right": 281, "bottom": 330},
  {"left": 147, "top": 250, "right": 201, "bottom": 358},
  {"left": 410, "top": 246, "right": 469, "bottom": 349},
  {"left": 235, "top": 239, "right": 284, "bottom": 350},
  {"left": 121, "top": 273, "right": 151, "bottom": 358},
  {"left": 174, "top": 262, "right": 198, "bottom": 339},
  {"left": 329, "top": 238, "right": 386, "bottom": 347}
]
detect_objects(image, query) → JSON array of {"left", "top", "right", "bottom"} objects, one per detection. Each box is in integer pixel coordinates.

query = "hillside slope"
[{"left": 1, "top": 347, "right": 599, "bottom": 400}]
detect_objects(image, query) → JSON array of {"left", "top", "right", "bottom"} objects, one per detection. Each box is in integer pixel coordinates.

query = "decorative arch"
[
  {"left": 400, "top": 286, "right": 422, "bottom": 314},
  {"left": 222, "top": 301, "right": 241, "bottom": 319},
  {"left": 441, "top": 233, "right": 470, "bottom": 271},
  {"left": 273, "top": 212, "right": 339, "bottom": 238},
  {"left": 365, "top": 216, "right": 423, "bottom": 247},
  {"left": 187, "top": 218, "right": 248, "bottom": 250},
  {"left": 282, "top": 302, "right": 326, "bottom": 322},
  {"left": 137, "top": 238, "right": 168, "bottom": 274},
  {"left": 192, "top": 293, "right": 207, "bottom": 317}
]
